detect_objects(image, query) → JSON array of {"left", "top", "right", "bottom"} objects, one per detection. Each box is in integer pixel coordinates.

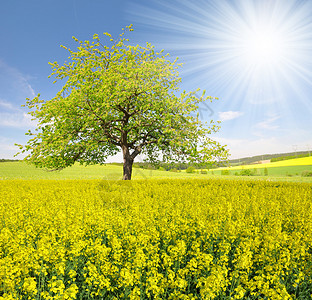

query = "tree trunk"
[{"left": 122, "top": 144, "right": 133, "bottom": 180}]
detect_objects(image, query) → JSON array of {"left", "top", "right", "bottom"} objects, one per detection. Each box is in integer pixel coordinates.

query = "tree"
[{"left": 17, "top": 25, "right": 228, "bottom": 180}]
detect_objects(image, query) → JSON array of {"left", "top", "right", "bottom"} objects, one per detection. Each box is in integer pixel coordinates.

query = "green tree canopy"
[{"left": 17, "top": 25, "right": 228, "bottom": 179}]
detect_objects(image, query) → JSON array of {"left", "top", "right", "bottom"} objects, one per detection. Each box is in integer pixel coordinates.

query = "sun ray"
[{"left": 128, "top": 0, "right": 312, "bottom": 113}]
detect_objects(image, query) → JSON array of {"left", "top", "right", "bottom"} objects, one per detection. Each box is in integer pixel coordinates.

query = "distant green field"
[
  {"left": 210, "top": 165, "right": 312, "bottom": 176},
  {"left": 0, "top": 162, "right": 204, "bottom": 180},
  {"left": 1, "top": 161, "right": 312, "bottom": 182}
]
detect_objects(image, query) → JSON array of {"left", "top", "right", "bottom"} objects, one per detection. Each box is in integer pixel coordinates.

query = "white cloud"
[
  {"left": 0, "top": 112, "right": 37, "bottom": 129},
  {"left": 0, "top": 61, "right": 38, "bottom": 132},
  {"left": 256, "top": 115, "right": 280, "bottom": 130},
  {"left": 0, "top": 99, "right": 16, "bottom": 111},
  {"left": 216, "top": 136, "right": 285, "bottom": 159},
  {"left": 218, "top": 111, "right": 244, "bottom": 121},
  {"left": 0, "top": 59, "right": 36, "bottom": 103},
  {"left": 0, "top": 136, "right": 21, "bottom": 159},
  {"left": 215, "top": 133, "right": 312, "bottom": 159}
]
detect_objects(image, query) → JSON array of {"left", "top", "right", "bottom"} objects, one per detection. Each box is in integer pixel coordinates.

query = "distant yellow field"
[{"left": 221, "top": 156, "right": 312, "bottom": 170}]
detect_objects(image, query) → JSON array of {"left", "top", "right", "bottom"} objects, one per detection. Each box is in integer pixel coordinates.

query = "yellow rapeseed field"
[
  {"left": 1, "top": 179, "right": 312, "bottom": 299},
  {"left": 220, "top": 156, "right": 312, "bottom": 170}
]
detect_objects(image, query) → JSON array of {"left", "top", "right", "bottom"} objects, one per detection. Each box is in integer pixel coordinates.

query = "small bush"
[
  {"left": 221, "top": 170, "right": 230, "bottom": 175},
  {"left": 170, "top": 168, "right": 178, "bottom": 172},
  {"left": 200, "top": 170, "right": 207, "bottom": 174},
  {"left": 158, "top": 167, "right": 165, "bottom": 171},
  {"left": 186, "top": 166, "right": 195, "bottom": 173},
  {"left": 240, "top": 169, "right": 255, "bottom": 176},
  {"left": 301, "top": 170, "right": 312, "bottom": 177}
]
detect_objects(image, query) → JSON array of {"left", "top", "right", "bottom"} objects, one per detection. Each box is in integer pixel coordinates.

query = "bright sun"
[
  {"left": 242, "top": 27, "right": 284, "bottom": 67},
  {"left": 130, "top": 0, "right": 312, "bottom": 107}
]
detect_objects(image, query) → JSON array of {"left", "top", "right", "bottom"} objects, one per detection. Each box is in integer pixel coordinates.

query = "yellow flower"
[
  {"left": 64, "top": 284, "right": 78, "bottom": 300},
  {"left": 234, "top": 285, "right": 246, "bottom": 299},
  {"left": 23, "top": 277, "right": 37, "bottom": 295}
]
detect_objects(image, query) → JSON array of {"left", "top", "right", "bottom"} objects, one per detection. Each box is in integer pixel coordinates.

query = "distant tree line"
[
  {"left": 132, "top": 161, "right": 217, "bottom": 171},
  {"left": 221, "top": 168, "right": 269, "bottom": 176},
  {"left": 0, "top": 159, "right": 19, "bottom": 162},
  {"left": 229, "top": 151, "right": 311, "bottom": 166},
  {"left": 270, "top": 153, "right": 310, "bottom": 162}
]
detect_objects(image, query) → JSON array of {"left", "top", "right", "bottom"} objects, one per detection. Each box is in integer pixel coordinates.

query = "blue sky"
[{"left": 1, "top": 0, "right": 312, "bottom": 161}]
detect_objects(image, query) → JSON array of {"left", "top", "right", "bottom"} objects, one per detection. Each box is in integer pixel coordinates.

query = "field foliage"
[{"left": 1, "top": 179, "right": 312, "bottom": 299}]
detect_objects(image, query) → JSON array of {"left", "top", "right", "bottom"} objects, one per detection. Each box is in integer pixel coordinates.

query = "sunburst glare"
[
  {"left": 241, "top": 26, "right": 285, "bottom": 67},
  {"left": 127, "top": 0, "right": 312, "bottom": 157},
  {"left": 128, "top": 0, "right": 312, "bottom": 109}
]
